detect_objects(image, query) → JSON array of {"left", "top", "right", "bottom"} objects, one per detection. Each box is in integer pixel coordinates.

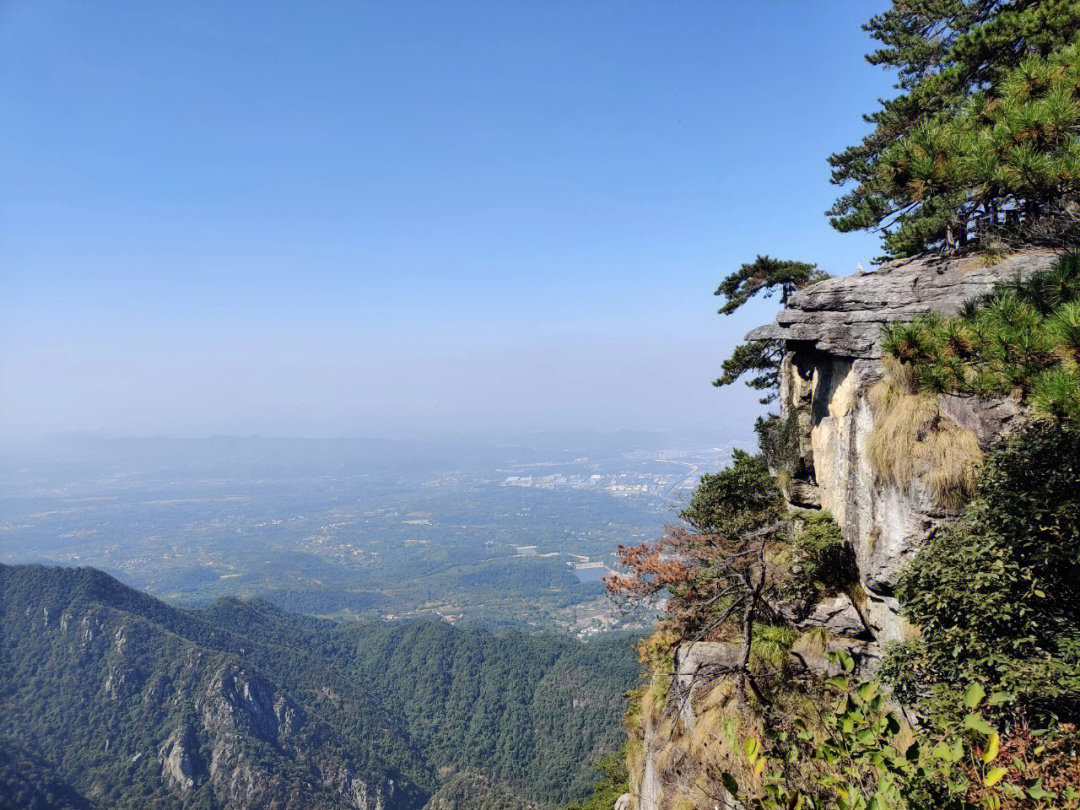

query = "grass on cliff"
[
  {"left": 632, "top": 664, "right": 836, "bottom": 810},
  {"left": 867, "top": 356, "right": 982, "bottom": 509}
]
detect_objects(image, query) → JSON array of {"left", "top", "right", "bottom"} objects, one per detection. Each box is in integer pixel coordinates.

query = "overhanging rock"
[{"left": 747, "top": 249, "right": 1059, "bottom": 358}]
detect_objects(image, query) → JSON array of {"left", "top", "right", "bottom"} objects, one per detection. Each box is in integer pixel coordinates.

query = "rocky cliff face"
[
  {"left": 750, "top": 249, "right": 1055, "bottom": 646},
  {"left": 626, "top": 249, "right": 1058, "bottom": 810}
]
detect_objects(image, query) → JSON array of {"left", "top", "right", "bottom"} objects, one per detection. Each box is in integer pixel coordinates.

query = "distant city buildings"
[{"left": 500, "top": 470, "right": 697, "bottom": 497}]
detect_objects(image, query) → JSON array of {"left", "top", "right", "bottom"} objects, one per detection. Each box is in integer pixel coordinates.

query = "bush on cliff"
[
  {"left": 711, "top": 255, "right": 830, "bottom": 405},
  {"left": 881, "top": 420, "right": 1080, "bottom": 727},
  {"left": 679, "top": 450, "right": 784, "bottom": 536},
  {"left": 722, "top": 663, "right": 1080, "bottom": 810}
]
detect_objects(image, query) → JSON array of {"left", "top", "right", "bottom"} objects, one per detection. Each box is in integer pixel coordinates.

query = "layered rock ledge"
[{"left": 747, "top": 249, "right": 1059, "bottom": 358}]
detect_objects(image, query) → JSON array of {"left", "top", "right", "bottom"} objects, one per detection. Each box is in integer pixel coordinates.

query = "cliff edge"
[{"left": 626, "top": 249, "right": 1062, "bottom": 810}]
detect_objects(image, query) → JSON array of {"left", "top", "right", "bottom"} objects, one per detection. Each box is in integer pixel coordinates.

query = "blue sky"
[{"left": 2, "top": 0, "right": 892, "bottom": 441}]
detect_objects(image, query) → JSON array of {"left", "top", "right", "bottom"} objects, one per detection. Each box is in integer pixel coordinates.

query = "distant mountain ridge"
[{"left": 0, "top": 564, "right": 638, "bottom": 810}]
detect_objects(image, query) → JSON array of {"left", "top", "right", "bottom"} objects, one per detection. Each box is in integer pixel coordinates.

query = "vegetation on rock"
[
  {"left": 882, "top": 252, "right": 1080, "bottom": 420},
  {"left": 866, "top": 356, "right": 983, "bottom": 508},
  {"left": 607, "top": 453, "right": 855, "bottom": 699},
  {"left": 882, "top": 420, "right": 1080, "bottom": 727},
  {"left": 712, "top": 256, "right": 829, "bottom": 405},
  {"left": 723, "top": 662, "right": 1080, "bottom": 810}
]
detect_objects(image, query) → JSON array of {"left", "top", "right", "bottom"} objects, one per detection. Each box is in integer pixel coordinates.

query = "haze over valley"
[{"left": 2, "top": 430, "right": 746, "bottom": 636}]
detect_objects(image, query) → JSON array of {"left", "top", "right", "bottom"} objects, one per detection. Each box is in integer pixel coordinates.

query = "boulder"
[
  {"left": 675, "top": 641, "right": 743, "bottom": 688},
  {"left": 799, "top": 593, "right": 868, "bottom": 638}
]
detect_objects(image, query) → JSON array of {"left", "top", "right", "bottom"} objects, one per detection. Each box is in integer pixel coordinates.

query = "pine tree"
[
  {"left": 713, "top": 256, "right": 828, "bottom": 403},
  {"left": 829, "top": 0, "right": 1080, "bottom": 258}
]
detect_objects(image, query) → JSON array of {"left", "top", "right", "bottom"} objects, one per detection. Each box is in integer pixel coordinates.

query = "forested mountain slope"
[
  {"left": 0, "top": 564, "right": 639, "bottom": 810},
  {"left": 335, "top": 620, "right": 641, "bottom": 801}
]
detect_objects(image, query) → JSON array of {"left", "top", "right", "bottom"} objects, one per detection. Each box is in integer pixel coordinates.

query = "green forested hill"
[
  {"left": 330, "top": 620, "right": 641, "bottom": 801},
  {"left": 0, "top": 564, "right": 639, "bottom": 810},
  {"left": 0, "top": 741, "right": 94, "bottom": 810}
]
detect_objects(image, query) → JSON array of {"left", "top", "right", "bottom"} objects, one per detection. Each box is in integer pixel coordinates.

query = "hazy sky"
[{"left": 2, "top": 1, "right": 892, "bottom": 442}]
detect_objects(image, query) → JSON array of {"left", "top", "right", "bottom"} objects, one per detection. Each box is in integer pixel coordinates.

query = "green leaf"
[
  {"left": 964, "top": 713, "right": 995, "bottom": 735},
  {"left": 963, "top": 682, "right": 986, "bottom": 709},
  {"left": 949, "top": 739, "right": 964, "bottom": 763},
  {"left": 745, "top": 736, "right": 760, "bottom": 763},
  {"left": 983, "top": 732, "right": 1000, "bottom": 763},
  {"left": 1027, "top": 780, "right": 1055, "bottom": 800},
  {"left": 987, "top": 692, "right": 1011, "bottom": 707}
]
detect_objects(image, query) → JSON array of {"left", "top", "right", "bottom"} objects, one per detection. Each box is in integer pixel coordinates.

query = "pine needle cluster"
[
  {"left": 829, "top": 2, "right": 1080, "bottom": 258},
  {"left": 880, "top": 252, "right": 1080, "bottom": 419}
]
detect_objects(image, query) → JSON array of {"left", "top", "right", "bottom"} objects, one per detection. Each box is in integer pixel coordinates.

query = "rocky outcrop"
[
  {"left": 798, "top": 592, "right": 868, "bottom": 638},
  {"left": 757, "top": 250, "right": 1055, "bottom": 643},
  {"left": 158, "top": 726, "right": 204, "bottom": 794},
  {"left": 628, "top": 251, "right": 1058, "bottom": 810},
  {"left": 745, "top": 249, "right": 1059, "bottom": 357},
  {"left": 675, "top": 642, "right": 743, "bottom": 689}
]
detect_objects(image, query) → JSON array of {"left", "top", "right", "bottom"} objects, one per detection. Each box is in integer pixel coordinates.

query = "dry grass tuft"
[
  {"left": 640, "top": 673, "right": 671, "bottom": 729},
  {"left": 868, "top": 357, "right": 983, "bottom": 509}
]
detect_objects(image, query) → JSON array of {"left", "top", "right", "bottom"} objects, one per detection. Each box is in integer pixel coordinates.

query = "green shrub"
[
  {"left": 755, "top": 409, "right": 802, "bottom": 479},
  {"left": 883, "top": 421, "right": 1080, "bottom": 726},
  {"left": 782, "top": 511, "right": 857, "bottom": 614},
  {"left": 881, "top": 252, "right": 1080, "bottom": 420},
  {"left": 679, "top": 450, "right": 784, "bottom": 536},
  {"left": 724, "top": 664, "right": 1079, "bottom": 810}
]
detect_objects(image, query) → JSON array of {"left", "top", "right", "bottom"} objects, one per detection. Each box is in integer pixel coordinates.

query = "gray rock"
[
  {"left": 789, "top": 634, "right": 872, "bottom": 678},
  {"left": 747, "top": 250, "right": 1060, "bottom": 358},
  {"left": 159, "top": 727, "right": 203, "bottom": 794},
  {"left": 799, "top": 593, "right": 868, "bottom": 638},
  {"left": 675, "top": 641, "right": 743, "bottom": 689}
]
